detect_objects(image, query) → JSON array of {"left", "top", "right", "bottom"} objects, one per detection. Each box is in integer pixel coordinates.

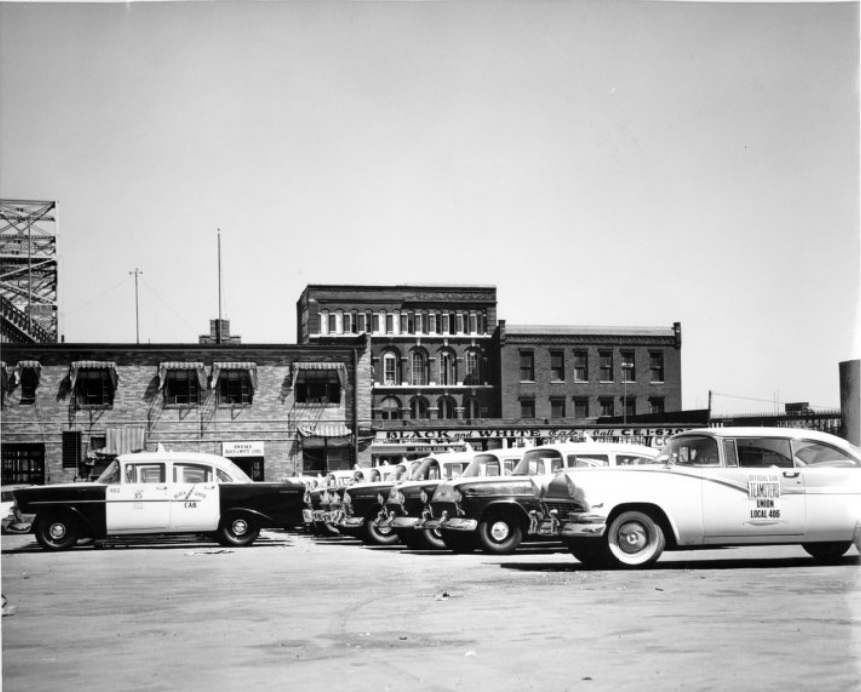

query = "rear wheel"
[
  {"left": 418, "top": 527, "right": 447, "bottom": 551},
  {"left": 34, "top": 514, "right": 80, "bottom": 551},
  {"left": 476, "top": 511, "right": 522, "bottom": 555},
  {"left": 441, "top": 530, "right": 477, "bottom": 554},
  {"left": 802, "top": 541, "right": 852, "bottom": 563},
  {"left": 217, "top": 513, "right": 260, "bottom": 547},
  {"left": 605, "top": 510, "right": 665, "bottom": 568}
]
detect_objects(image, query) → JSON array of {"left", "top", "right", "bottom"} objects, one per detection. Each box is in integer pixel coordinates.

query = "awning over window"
[
  {"left": 105, "top": 427, "right": 146, "bottom": 455},
  {"left": 211, "top": 362, "right": 258, "bottom": 389},
  {"left": 12, "top": 360, "right": 42, "bottom": 387},
  {"left": 158, "top": 361, "right": 208, "bottom": 390},
  {"left": 291, "top": 361, "right": 346, "bottom": 389},
  {"left": 69, "top": 361, "right": 118, "bottom": 389},
  {"left": 298, "top": 422, "right": 353, "bottom": 438}
]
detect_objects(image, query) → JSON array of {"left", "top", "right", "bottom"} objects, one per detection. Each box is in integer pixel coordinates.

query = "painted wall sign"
[{"left": 222, "top": 441, "right": 265, "bottom": 457}]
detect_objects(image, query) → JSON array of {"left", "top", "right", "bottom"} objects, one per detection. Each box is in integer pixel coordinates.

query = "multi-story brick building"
[{"left": 0, "top": 342, "right": 372, "bottom": 485}]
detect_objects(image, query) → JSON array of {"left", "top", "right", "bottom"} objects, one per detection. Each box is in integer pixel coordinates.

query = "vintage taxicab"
[
  {"left": 385, "top": 450, "right": 523, "bottom": 550},
  {"left": 303, "top": 470, "right": 360, "bottom": 535},
  {"left": 13, "top": 451, "right": 306, "bottom": 550},
  {"left": 541, "top": 427, "right": 861, "bottom": 568},
  {"left": 430, "top": 441, "right": 659, "bottom": 554},
  {"left": 338, "top": 459, "right": 424, "bottom": 545}
]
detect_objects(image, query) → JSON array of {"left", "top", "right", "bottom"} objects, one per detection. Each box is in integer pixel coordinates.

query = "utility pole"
[
  {"left": 129, "top": 268, "right": 142, "bottom": 343},
  {"left": 217, "top": 228, "right": 223, "bottom": 344}
]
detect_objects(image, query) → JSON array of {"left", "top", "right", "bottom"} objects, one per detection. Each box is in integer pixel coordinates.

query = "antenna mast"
[{"left": 217, "top": 228, "right": 222, "bottom": 344}]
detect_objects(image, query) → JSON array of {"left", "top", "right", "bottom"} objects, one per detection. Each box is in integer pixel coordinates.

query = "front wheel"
[
  {"left": 217, "top": 514, "right": 260, "bottom": 547},
  {"left": 34, "top": 514, "right": 80, "bottom": 551},
  {"left": 604, "top": 510, "right": 665, "bottom": 568},
  {"left": 476, "top": 512, "right": 522, "bottom": 555},
  {"left": 361, "top": 514, "right": 400, "bottom": 546},
  {"left": 418, "top": 527, "right": 447, "bottom": 551},
  {"left": 802, "top": 541, "right": 852, "bottom": 563}
]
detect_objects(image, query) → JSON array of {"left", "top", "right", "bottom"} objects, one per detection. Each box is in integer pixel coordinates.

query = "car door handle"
[
  {"left": 156, "top": 485, "right": 168, "bottom": 490},
  {"left": 782, "top": 471, "right": 800, "bottom": 479}
]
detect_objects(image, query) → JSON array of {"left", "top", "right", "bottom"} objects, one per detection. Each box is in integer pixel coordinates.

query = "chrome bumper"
[
  {"left": 341, "top": 517, "right": 366, "bottom": 529},
  {"left": 559, "top": 515, "right": 607, "bottom": 538},
  {"left": 441, "top": 517, "right": 478, "bottom": 532},
  {"left": 391, "top": 516, "right": 419, "bottom": 530}
]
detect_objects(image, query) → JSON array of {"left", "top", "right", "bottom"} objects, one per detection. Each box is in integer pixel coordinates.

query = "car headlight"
[
  {"left": 342, "top": 493, "right": 352, "bottom": 506},
  {"left": 377, "top": 493, "right": 386, "bottom": 505},
  {"left": 388, "top": 488, "right": 404, "bottom": 505},
  {"left": 419, "top": 489, "right": 428, "bottom": 504}
]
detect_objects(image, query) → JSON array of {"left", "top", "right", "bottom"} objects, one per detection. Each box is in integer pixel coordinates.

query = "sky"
[{"left": 1, "top": 0, "right": 858, "bottom": 416}]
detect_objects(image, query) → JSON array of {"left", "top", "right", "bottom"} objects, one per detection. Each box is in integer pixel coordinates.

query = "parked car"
[
  {"left": 13, "top": 451, "right": 306, "bottom": 550},
  {"left": 430, "top": 441, "right": 659, "bottom": 554},
  {"left": 303, "top": 470, "right": 358, "bottom": 535},
  {"left": 540, "top": 427, "right": 861, "bottom": 569},
  {"left": 337, "top": 459, "right": 426, "bottom": 544},
  {"left": 386, "top": 449, "right": 523, "bottom": 550}
]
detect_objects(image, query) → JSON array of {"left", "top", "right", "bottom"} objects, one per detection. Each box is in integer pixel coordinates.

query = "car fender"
[
  {"left": 479, "top": 499, "right": 532, "bottom": 529},
  {"left": 219, "top": 506, "right": 277, "bottom": 527},
  {"left": 35, "top": 504, "right": 100, "bottom": 537}
]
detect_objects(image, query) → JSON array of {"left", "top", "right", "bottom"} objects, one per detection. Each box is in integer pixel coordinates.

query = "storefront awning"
[
  {"left": 12, "top": 360, "right": 42, "bottom": 387},
  {"left": 157, "top": 361, "right": 208, "bottom": 390},
  {"left": 298, "top": 422, "right": 353, "bottom": 438},
  {"left": 211, "top": 362, "right": 258, "bottom": 389},
  {"left": 291, "top": 362, "right": 346, "bottom": 389},
  {"left": 105, "top": 427, "right": 146, "bottom": 455},
  {"left": 69, "top": 361, "right": 118, "bottom": 389}
]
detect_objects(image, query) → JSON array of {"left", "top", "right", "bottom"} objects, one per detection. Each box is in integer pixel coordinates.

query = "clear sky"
[{"left": 1, "top": 0, "right": 858, "bottom": 415}]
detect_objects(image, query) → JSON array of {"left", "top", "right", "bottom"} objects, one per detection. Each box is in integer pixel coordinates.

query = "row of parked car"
[{"left": 303, "top": 427, "right": 861, "bottom": 568}]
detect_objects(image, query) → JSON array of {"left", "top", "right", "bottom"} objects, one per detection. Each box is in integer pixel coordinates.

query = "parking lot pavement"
[{"left": 2, "top": 531, "right": 860, "bottom": 692}]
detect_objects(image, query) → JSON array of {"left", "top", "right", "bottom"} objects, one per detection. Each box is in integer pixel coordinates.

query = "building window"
[
  {"left": 62, "top": 430, "right": 83, "bottom": 469},
  {"left": 385, "top": 313, "right": 394, "bottom": 334},
  {"left": 295, "top": 369, "right": 341, "bottom": 405},
  {"left": 327, "top": 313, "right": 337, "bottom": 334},
  {"left": 18, "top": 364, "right": 40, "bottom": 404},
  {"left": 623, "top": 396, "right": 636, "bottom": 418},
  {"left": 599, "top": 398, "right": 614, "bottom": 417},
  {"left": 439, "top": 350, "right": 456, "bottom": 386},
  {"left": 438, "top": 397, "right": 456, "bottom": 419},
  {"left": 574, "top": 351, "right": 588, "bottom": 382},
  {"left": 464, "top": 350, "right": 481, "bottom": 385},
  {"left": 464, "top": 397, "right": 480, "bottom": 419},
  {"left": 621, "top": 351, "right": 635, "bottom": 383},
  {"left": 72, "top": 365, "right": 117, "bottom": 408},
  {"left": 599, "top": 351, "right": 613, "bottom": 382},
  {"left": 520, "top": 399, "right": 535, "bottom": 419},
  {"left": 574, "top": 397, "right": 589, "bottom": 418},
  {"left": 441, "top": 313, "right": 450, "bottom": 334},
  {"left": 550, "top": 397, "right": 566, "bottom": 418},
  {"left": 372, "top": 313, "right": 380, "bottom": 333},
  {"left": 411, "top": 352, "right": 428, "bottom": 386},
  {"left": 1, "top": 443, "right": 45, "bottom": 485},
  {"left": 469, "top": 313, "right": 478, "bottom": 334},
  {"left": 357, "top": 313, "right": 366, "bottom": 333},
  {"left": 377, "top": 396, "right": 402, "bottom": 420},
  {"left": 218, "top": 370, "right": 254, "bottom": 405},
  {"left": 519, "top": 351, "right": 535, "bottom": 382},
  {"left": 415, "top": 313, "right": 424, "bottom": 334},
  {"left": 383, "top": 353, "right": 399, "bottom": 386},
  {"left": 650, "top": 352, "right": 665, "bottom": 383},
  {"left": 410, "top": 397, "right": 429, "bottom": 419},
  {"left": 649, "top": 397, "right": 665, "bottom": 415},
  {"left": 428, "top": 313, "right": 437, "bottom": 334},
  {"left": 343, "top": 312, "right": 352, "bottom": 334},
  {"left": 164, "top": 370, "right": 200, "bottom": 406},
  {"left": 407, "top": 312, "right": 415, "bottom": 334},
  {"left": 550, "top": 351, "right": 565, "bottom": 381},
  {"left": 456, "top": 313, "right": 465, "bottom": 334}
]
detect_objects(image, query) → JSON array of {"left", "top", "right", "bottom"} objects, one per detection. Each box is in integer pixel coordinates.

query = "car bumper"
[
  {"left": 391, "top": 516, "right": 419, "bottom": 530},
  {"left": 441, "top": 517, "right": 478, "bottom": 532},
  {"left": 341, "top": 517, "right": 365, "bottom": 529},
  {"left": 559, "top": 516, "right": 607, "bottom": 538}
]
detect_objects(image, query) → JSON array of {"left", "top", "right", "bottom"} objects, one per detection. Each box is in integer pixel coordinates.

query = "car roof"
[
  {"left": 117, "top": 451, "right": 234, "bottom": 466},
  {"left": 676, "top": 427, "right": 853, "bottom": 446},
  {"left": 522, "top": 442, "right": 659, "bottom": 455}
]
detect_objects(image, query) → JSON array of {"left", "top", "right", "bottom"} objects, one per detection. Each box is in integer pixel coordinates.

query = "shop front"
[
  {"left": 222, "top": 441, "right": 266, "bottom": 481},
  {"left": 298, "top": 423, "right": 354, "bottom": 475}
]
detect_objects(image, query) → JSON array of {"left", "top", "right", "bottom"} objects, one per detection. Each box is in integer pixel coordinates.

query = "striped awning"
[
  {"left": 298, "top": 422, "right": 353, "bottom": 438},
  {"left": 105, "top": 427, "right": 146, "bottom": 455},
  {"left": 11, "top": 360, "right": 42, "bottom": 386},
  {"left": 158, "top": 361, "right": 208, "bottom": 390},
  {"left": 69, "top": 361, "right": 118, "bottom": 389},
  {"left": 291, "top": 361, "right": 346, "bottom": 389},
  {"left": 211, "top": 362, "right": 258, "bottom": 389}
]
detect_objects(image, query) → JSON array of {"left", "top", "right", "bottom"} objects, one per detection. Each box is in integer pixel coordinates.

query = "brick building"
[{"left": 0, "top": 342, "right": 373, "bottom": 485}]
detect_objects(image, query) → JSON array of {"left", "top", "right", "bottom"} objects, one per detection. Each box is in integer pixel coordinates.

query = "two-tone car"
[
  {"left": 385, "top": 449, "right": 523, "bottom": 550},
  {"left": 13, "top": 451, "right": 306, "bottom": 550},
  {"left": 430, "top": 441, "right": 659, "bottom": 554},
  {"left": 337, "top": 459, "right": 425, "bottom": 545},
  {"left": 303, "top": 470, "right": 359, "bottom": 535},
  {"left": 541, "top": 427, "right": 861, "bottom": 569}
]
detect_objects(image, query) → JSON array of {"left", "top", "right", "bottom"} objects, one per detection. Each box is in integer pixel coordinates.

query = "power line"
[{"left": 63, "top": 276, "right": 132, "bottom": 314}]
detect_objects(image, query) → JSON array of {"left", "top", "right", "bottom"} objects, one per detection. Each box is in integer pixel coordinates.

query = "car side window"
[
  {"left": 173, "top": 464, "right": 213, "bottom": 483},
  {"left": 124, "top": 463, "right": 166, "bottom": 483},
  {"left": 485, "top": 461, "right": 500, "bottom": 477},
  {"left": 737, "top": 438, "right": 793, "bottom": 469},
  {"left": 793, "top": 441, "right": 860, "bottom": 468},
  {"left": 216, "top": 469, "right": 234, "bottom": 483},
  {"left": 568, "top": 454, "right": 609, "bottom": 467},
  {"left": 671, "top": 437, "right": 720, "bottom": 467}
]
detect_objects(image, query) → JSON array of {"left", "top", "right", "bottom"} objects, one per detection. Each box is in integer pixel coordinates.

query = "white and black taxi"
[
  {"left": 541, "top": 427, "right": 861, "bottom": 568},
  {"left": 13, "top": 451, "right": 306, "bottom": 550}
]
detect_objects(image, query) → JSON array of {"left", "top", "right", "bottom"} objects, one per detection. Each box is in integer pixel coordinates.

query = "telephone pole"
[{"left": 129, "top": 267, "right": 142, "bottom": 343}]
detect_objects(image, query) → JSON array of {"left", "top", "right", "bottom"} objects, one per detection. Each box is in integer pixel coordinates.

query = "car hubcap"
[
  {"left": 618, "top": 522, "right": 647, "bottom": 554},
  {"left": 232, "top": 519, "right": 248, "bottom": 536},
  {"left": 49, "top": 523, "right": 66, "bottom": 540},
  {"left": 490, "top": 521, "right": 510, "bottom": 542}
]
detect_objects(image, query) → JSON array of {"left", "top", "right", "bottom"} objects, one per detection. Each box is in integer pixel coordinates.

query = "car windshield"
[
  {"left": 513, "top": 450, "right": 563, "bottom": 476},
  {"left": 96, "top": 460, "right": 120, "bottom": 483},
  {"left": 662, "top": 436, "right": 720, "bottom": 466}
]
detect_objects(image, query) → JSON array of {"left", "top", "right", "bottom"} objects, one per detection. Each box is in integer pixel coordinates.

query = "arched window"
[
  {"left": 383, "top": 352, "right": 399, "bottom": 386},
  {"left": 410, "top": 397, "right": 429, "bottom": 419},
  {"left": 437, "top": 396, "right": 457, "bottom": 420},
  {"left": 439, "top": 349, "right": 457, "bottom": 386},
  {"left": 464, "top": 397, "right": 480, "bottom": 419},
  {"left": 411, "top": 351, "right": 428, "bottom": 386},
  {"left": 464, "top": 350, "right": 481, "bottom": 385},
  {"left": 377, "top": 396, "right": 402, "bottom": 420}
]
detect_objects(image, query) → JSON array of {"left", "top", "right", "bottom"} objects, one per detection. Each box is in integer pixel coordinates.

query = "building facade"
[{"left": 1, "top": 342, "right": 373, "bottom": 485}]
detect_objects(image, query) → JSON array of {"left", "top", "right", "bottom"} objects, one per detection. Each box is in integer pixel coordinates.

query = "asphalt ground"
[{"left": 1, "top": 530, "right": 859, "bottom": 692}]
